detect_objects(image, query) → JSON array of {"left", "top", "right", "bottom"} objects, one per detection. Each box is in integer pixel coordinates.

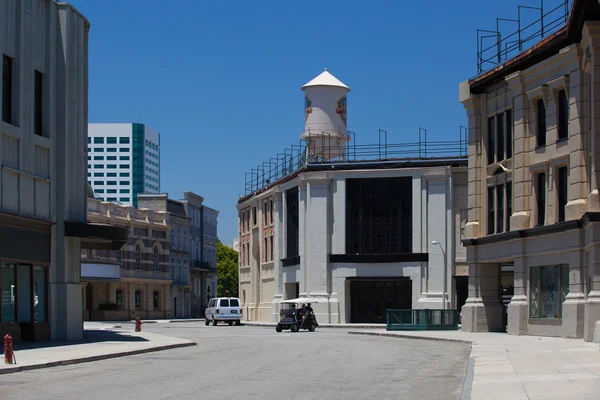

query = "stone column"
[
  {"left": 329, "top": 178, "right": 345, "bottom": 323},
  {"left": 585, "top": 243, "right": 600, "bottom": 341},
  {"left": 305, "top": 177, "right": 332, "bottom": 323},
  {"left": 298, "top": 182, "right": 307, "bottom": 296},
  {"left": 506, "top": 72, "right": 531, "bottom": 229},
  {"left": 507, "top": 256, "right": 528, "bottom": 335},
  {"left": 563, "top": 249, "right": 586, "bottom": 339},
  {"left": 585, "top": 23, "right": 600, "bottom": 211},
  {"left": 461, "top": 262, "right": 504, "bottom": 332},
  {"left": 458, "top": 84, "right": 483, "bottom": 238},
  {"left": 270, "top": 189, "right": 283, "bottom": 322}
]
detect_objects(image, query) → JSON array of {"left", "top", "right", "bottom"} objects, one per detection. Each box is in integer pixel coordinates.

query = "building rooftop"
[{"left": 301, "top": 69, "right": 350, "bottom": 91}]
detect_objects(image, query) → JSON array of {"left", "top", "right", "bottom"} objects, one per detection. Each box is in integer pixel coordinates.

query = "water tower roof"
[{"left": 301, "top": 69, "right": 350, "bottom": 91}]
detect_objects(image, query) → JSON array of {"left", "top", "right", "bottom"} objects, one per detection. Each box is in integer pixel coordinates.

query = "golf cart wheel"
[
  {"left": 228, "top": 321, "right": 233, "bottom": 326},
  {"left": 213, "top": 319, "right": 218, "bottom": 326},
  {"left": 309, "top": 325, "right": 315, "bottom": 332},
  {"left": 205, "top": 318, "right": 210, "bottom": 326},
  {"left": 276, "top": 325, "right": 283, "bottom": 333},
  {"left": 290, "top": 324, "right": 298, "bottom": 333}
]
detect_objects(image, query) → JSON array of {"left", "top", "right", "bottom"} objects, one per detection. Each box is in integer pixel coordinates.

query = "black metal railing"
[
  {"left": 386, "top": 309, "right": 460, "bottom": 331},
  {"left": 476, "top": 0, "right": 571, "bottom": 75},
  {"left": 243, "top": 127, "right": 468, "bottom": 196}
]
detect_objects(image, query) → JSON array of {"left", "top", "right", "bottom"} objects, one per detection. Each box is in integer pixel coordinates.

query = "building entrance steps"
[
  {"left": 348, "top": 329, "right": 600, "bottom": 400},
  {"left": 0, "top": 323, "right": 195, "bottom": 375}
]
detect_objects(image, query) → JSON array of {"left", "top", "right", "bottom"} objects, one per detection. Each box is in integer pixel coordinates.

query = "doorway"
[
  {"left": 455, "top": 276, "right": 468, "bottom": 316},
  {"left": 501, "top": 264, "right": 515, "bottom": 332},
  {"left": 349, "top": 278, "right": 412, "bottom": 323}
]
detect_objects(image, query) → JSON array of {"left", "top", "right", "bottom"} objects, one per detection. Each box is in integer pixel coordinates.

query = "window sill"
[
  {"left": 282, "top": 256, "right": 300, "bottom": 267},
  {"left": 535, "top": 144, "right": 547, "bottom": 151},
  {"left": 555, "top": 137, "right": 568, "bottom": 144}
]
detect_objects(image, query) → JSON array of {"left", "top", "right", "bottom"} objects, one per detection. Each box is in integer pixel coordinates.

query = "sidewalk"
[
  {"left": 0, "top": 325, "right": 196, "bottom": 375},
  {"left": 242, "top": 320, "right": 386, "bottom": 329},
  {"left": 348, "top": 330, "right": 600, "bottom": 400}
]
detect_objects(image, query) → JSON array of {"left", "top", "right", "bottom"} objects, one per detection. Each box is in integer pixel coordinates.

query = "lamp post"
[{"left": 432, "top": 240, "right": 447, "bottom": 310}]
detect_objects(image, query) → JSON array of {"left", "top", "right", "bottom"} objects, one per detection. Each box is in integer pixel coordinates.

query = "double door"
[{"left": 350, "top": 279, "right": 412, "bottom": 323}]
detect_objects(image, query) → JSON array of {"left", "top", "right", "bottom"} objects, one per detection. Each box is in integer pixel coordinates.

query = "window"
[
  {"left": 1, "top": 263, "right": 16, "bottom": 323},
  {"left": 346, "top": 177, "right": 412, "bottom": 254},
  {"left": 116, "top": 289, "right": 123, "bottom": 306},
  {"left": 34, "top": 71, "right": 43, "bottom": 136},
  {"left": 107, "top": 181, "right": 117, "bottom": 185},
  {"left": 496, "top": 185, "right": 504, "bottom": 233},
  {"left": 94, "top": 137, "right": 104, "bottom": 144},
  {"left": 252, "top": 207, "right": 257, "bottom": 226},
  {"left": 119, "top": 181, "right": 129, "bottom": 185},
  {"left": 506, "top": 182, "right": 512, "bottom": 231},
  {"left": 487, "top": 116, "right": 495, "bottom": 165},
  {"left": 3, "top": 55, "right": 13, "bottom": 124},
  {"left": 135, "top": 290, "right": 141, "bottom": 309},
  {"left": 153, "top": 246, "right": 160, "bottom": 271},
  {"left": 107, "top": 172, "right": 117, "bottom": 177},
  {"left": 107, "top": 156, "right": 117, "bottom": 161},
  {"left": 196, "top": 240, "right": 200, "bottom": 261},
  {"left": 536, "top": 172, "right": 546, "bottom": 226},
  {"left": 264, "top": 236, "right": 268, "bottom": 262},
  {"left": 93, "top": 148, "right": 104, "bottom": 152},
  {"left": 506, "top": 109, "right": 513, "bottom": 159},
  {"left": 121, "top": 164, "right": 130, "bottom": 169},
  {"left": 107, "top": 164, "right": 117, "bottom": 169},
  {"left": 107, "top": 148, "right": 117, "bottom": 152},
  {"left": 119, "top": 197, "right": 129, "bottom": 202},
  {"left": 135, "top": 245, "right": 142, "bottom": 270},
  {"left": 270, "top": 200, "right": 274, "bottom": 224},
  {"left": 537, "top": 99, "right": 546, "bottom": 147},
  {"left": 286, "top": 188, "right": 299, "bottom": 257},
  {"left": 270, "top": 235, "right": 274, "bottom": 261},
  {"left": 88, "top": 138, "right": 91, "bottom": 144},
  {"left": 557, "top": 166, "right": 568, "bottom": 222},
  {"left": 94, "top": 156, "right": 104, "bottom": 160},
  {"left": 120, "top": 172, "right": 129, "bottom": 177},
  {"left": 119, "top": 137, "right": 130, "bottom": 144},
  {"left": 120, "top": 156, "right": 130, "bottom": 161},
  {"left": 93, "top": 181, "right": 104, "bottom": 186},
  {"left": 220, "top": 299, "right": 230, "bottom": 307},
  {"left": 487, "top": 187, "right": 495, "bottom": 235},
  {"left": 107, "top": 137, "right": 117, "bottom": 144},
  {"left": 33, "top": 266, "right": 47, "bottom": 323},
  {"left": 116, "top": 247, "right": 123, "bottom": 266},
  {"left": 496, "top": 113, "right": 504, "bottom": 163},
  {"left": 530, "top": 265, "right": 569, "bottom": 319},
  {"left": 153, "top": 291, "right": 159, "bottom": 310},
  {"left": 558, "top": 89, "right": 569, "bottom": 140},
  {"left": 170, "top": 229, "right": 175, "bottom": 245},
  {"left": 184, "top": 230, "right": 188, "bottom": 250},
  {"left": 120, "top": 189, "right": 130, "bottom": 194},
  {"left": 94, "top": 189, "right": 104, "bottom": 194},
  {"left": 93, "top": 164, "right": 103, "bottom": 169},
  {"left": 107, "top": 197, "right": 117, "bottom": 201},
  {"left": 264, "top": 201, "right": 268, "bottom": 226},
  {"left": 107, "top": 189, "right": 116, "bottom": 194},
  {"left": 177, "top": 228, "right": 181, "bottom": 248},
  {"left": 119, "top": 148, "right": 129, "bottom": 152}
]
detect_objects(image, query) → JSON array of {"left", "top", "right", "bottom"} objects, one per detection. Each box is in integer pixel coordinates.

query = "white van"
[{"left": 205, "top": 297, "right": 242, "bottom": 326}]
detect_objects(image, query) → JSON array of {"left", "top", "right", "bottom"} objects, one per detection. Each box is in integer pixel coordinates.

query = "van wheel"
[
  {"left": 228, "top": 321, "right": 233, "bottom": 326},
  {"left": 205, "top": 318, "right": 210, "bottom": 326},
  {"left": 213, "top": 319, "right": 218, "bottom": 326}
]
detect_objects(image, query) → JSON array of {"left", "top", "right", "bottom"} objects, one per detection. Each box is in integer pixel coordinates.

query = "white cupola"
[{"left": 301, "top": 69, "right": 350, "bottom": 161}]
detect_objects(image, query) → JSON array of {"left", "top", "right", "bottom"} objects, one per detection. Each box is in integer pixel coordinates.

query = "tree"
[{"left": 217, "top": 240, "right": 239, "bottom": 297}]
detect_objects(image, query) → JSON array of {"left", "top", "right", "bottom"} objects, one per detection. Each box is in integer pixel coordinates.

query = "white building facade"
[{"left": 87, "top": 123, "right": 160, "bottom": 207}]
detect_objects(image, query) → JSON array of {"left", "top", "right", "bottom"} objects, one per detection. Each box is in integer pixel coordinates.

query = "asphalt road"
[{"left": 0, "top": 323, "right": 470, "bottom": 400}]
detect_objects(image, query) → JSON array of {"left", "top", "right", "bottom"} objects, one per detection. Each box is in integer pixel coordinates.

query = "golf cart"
[{"left": 275, "top": 298, "right": 320, "bottom": 333}]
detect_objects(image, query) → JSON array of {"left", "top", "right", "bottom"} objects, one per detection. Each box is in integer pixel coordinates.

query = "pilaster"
[
  {"left": 585, "top": 243, "right": 600, "bottom": 341},
  {"left": 583, "top": 23, "right": 600, "bottom": 211},
  {"left": 270, "top": 188, "right": 284, "bottom": 322},
  {"left": 507, "top": 256, "right": 528, "bottom": 335},
  {"left": 298, "top": 182, "right": 307, "bottom": 296},
  {"left": 461, "top": 263, "right": 504, "bottom": 332},
  {"left": 562, "top": 249, "right": 586, "bottom": 339}
]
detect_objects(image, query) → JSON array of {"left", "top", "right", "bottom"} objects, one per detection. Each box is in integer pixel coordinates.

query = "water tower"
[{"left": 301, "top": 69, "right": 350, "bottom": 161}]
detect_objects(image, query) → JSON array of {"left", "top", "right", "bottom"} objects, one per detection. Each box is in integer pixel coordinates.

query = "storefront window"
[
  {"left": 135, "top": 290, "right": 141, "bottom": 309},
  {"left": 33, "top": 266, "right": 46, "bottom": 323},
  {"left": 530, "top": 265, "right": 569, "bottom": 319},
  {"left": 1, "top": 264, "right": 16, "bottom": 323},
  {"left": 17, "top": 264, "right": 31, "bottom": 323}
]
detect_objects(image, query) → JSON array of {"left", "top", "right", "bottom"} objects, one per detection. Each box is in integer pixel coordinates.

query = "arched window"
[
  {"left": 135, "top": 245, "right": 142, "bottom": 270},
  {"left": 116, "top": 289, "right": 123, "bottom": 307},
  {"left": 153, "top": 246, "right": 160, "bottom": 271}
]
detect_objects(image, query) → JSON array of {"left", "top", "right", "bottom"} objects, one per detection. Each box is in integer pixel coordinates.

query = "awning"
[{"left": 65, "top": 221, "right": 128, "bottom": 250}]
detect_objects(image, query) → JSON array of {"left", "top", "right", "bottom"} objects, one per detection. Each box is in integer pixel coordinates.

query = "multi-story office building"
[
  {"left": 458, "top": 0, "right": 600, "bottom": 340},
  {"left": 238, "top": 70, "right": 468, "bottom": 323},
  {"left": 0, "top": 1, "right": 126, "bottom": 341},
  {"left": 87, "top": 123, "right": 160, "bottom": 207}
]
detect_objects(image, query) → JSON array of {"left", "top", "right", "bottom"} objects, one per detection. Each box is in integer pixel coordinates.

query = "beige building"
[
  {"left": 459, "top": 0, "right": 600, "bottom": 340},
  {"left": 82, "top": 197, "right": 172, "bottom": 320}
]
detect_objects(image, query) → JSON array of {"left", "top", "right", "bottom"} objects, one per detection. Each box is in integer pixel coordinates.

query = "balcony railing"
[{"left": 386, "top": 309, "right": 459, "bottom": 331}]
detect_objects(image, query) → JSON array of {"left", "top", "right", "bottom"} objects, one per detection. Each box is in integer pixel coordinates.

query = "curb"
[
  {"left": 460, "top": 357, "right": 475, "bottom": 400},
  {"left": 347, "top": 331, "right": 474, "bottom": 344},
  {"left": 0, "top": 341, "right": 197, "bottom": 376}
]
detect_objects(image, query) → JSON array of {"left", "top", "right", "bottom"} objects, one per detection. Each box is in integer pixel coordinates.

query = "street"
[{"left": 0, "top": 323, "right": 470, "bottom": 400}]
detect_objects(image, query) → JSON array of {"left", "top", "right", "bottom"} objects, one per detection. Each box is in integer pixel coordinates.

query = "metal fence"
[
  {"left": 476, "top": 0, "right": 571, "bottom": 75},
  {"left": 243, "top": 127, "right": 468, "bottom": 196},
  {"left": 386, "top": 309, "right": 460, "bottom": 331}
]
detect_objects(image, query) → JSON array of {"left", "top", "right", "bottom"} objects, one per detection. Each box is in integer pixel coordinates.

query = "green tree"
[{"left": 217, "top": 240, "right": 239, "bottom": 297}]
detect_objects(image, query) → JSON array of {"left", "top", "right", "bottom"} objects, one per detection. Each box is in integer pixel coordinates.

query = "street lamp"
[{"left": 432, "top": 240, "right": 447, "bottom": 310}]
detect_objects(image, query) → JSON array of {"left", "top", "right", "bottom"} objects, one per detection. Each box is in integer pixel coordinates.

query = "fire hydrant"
[
  {"left": 4, "top": 334, "right": 14, "bottom": 365},
  {"left": 135, "top": 317, "right": 142, "bottom": 332}
]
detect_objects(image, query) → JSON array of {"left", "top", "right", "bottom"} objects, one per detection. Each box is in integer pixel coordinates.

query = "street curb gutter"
[
  {"left": 0, "top": 341, "right": 197, "bottom": 376},
  {"left": 460, "top": 357, "right": 475, "bottom": 400},
  {"left": 346, "top": 331, "right": 474, "bottom": 344}
]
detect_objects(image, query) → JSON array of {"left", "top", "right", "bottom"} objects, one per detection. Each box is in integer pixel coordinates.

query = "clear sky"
[{"left": 68, "top": 0, "right": 568, "bottom": 245}]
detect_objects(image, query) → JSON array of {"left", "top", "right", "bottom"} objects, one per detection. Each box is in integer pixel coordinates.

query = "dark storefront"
[{"left": 349, "top": 278, "right": 412, "bottom": 323}]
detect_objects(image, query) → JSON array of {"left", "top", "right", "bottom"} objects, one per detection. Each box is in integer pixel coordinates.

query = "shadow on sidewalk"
[{"left": 1, "top": 329, "right": 148, "bottom": 352}]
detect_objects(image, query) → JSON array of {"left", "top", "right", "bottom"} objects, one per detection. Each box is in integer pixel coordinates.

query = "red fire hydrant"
[
  {"left": 4, "top": 334, "right": 14, "bottom": 365},
  {"left": 135, "top": 317, "right": 142, "bottom": 332}
]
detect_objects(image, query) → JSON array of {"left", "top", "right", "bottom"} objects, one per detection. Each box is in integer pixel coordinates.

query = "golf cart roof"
[{"left": 280, "top": 298, "right": 323, "bottom": 304}]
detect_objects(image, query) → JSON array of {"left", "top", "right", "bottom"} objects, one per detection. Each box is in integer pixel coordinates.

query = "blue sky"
[{"left": 68, "top": 0, "right": 568, "bottom": 244}]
